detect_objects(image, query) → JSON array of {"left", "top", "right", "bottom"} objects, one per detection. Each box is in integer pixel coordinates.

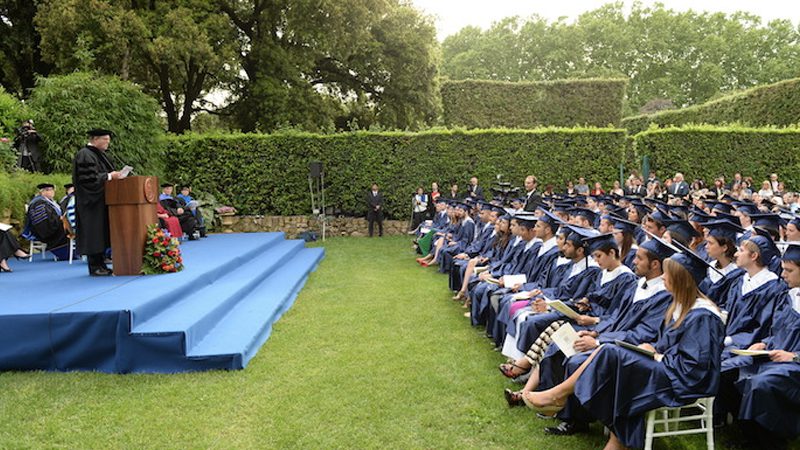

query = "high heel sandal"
[
  {"left": 498, "top": 362, "right": 529, "bottom": 379},
  {"left": 451, "top": 291, "right": 466, "bottom": 301},
  {"left": 0, "top": 266, "right": 12, "bottom": 273},
  {"left": 522, "top": 391, "right": 565, "bottom": 414},
  {"left": 504, "top": 389, "right": 524, "bottom": 407}
]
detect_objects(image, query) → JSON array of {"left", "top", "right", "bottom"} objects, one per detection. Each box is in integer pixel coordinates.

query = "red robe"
[{"left": 156, "top": 203, "right": 183, "bottom": 238}]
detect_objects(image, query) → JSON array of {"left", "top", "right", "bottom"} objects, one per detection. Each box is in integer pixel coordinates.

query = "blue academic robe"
[
  {"left": 735, "top": 293, "right": 800, "bottom": 438},
  {"left": 566, "top": 305, "right": 724, "bottom": 449},
  {"left": 721, "top": 276, "right": 786, "bottom": 354},
  {"left": 622, "top": 247, "right": 637, "bottom": 270},
  {"left": 698, "top": 267, "right": 745, "bottom": 306},
  {"left": 440, "top": 221, "right": 490, "bottom": 273}
]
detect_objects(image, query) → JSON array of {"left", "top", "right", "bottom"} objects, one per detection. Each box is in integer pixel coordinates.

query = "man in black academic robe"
[
  {"left": 159, "top": 183, "right": 198, "bottom": 240},
  {"left": 72, "top": 129, "right": 122, "bottom": 276},
  {"left": 366, "top": 183, "right": 384, "bottom": 237},
  {"left": 23, "top": 183, "right": 70, "bottom": 259}
]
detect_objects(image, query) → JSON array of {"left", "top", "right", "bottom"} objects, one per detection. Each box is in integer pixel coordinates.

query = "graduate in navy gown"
[
  {"left": 441, "top": 201, "right": 495, "bottom": 274},
  {"left": 523, "top": 249, "right": 724, "bottom": 450},
  {"left": 452, "top": 213, "right": 513, "bottom": 302},
  {"left": 715, "top": 243, "right": 800, "bottom": 448},
  {"left": 611, "top": 217, "right": 639, "bottom": 270},
  {"left": 502, "top": 234, "right": 678, "bottom": 414},
  {"left": 697, "top": 219, "right": 745, "bottom": 304},
  {"left": 433, "top": 202, "right": 475, "bottom": 268}
]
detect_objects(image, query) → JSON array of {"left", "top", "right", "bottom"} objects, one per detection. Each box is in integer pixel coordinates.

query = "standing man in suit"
[
  {"left": 670, "top": 172, "right": 690, "bottom": 197},
  {"left": 366, "top": 183, "right": 384, "bottom": 237},
  {"left": 467, "top": 176, "right": 484, "bottom": 200},
  {"left": 626, "top": 177, "right": 645, "bottom": 196},
  {"left": 522, "top": 175, "right": 542, "bottom": 212}
]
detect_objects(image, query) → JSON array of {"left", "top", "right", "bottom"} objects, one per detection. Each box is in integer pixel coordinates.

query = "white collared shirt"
[
  {"left": 524, "top": 237, "right": 541, "bottom": 251},
  {"left": 741, "top": 267, "right": 779, "bottom": 296},
  {"left": 537, "top": 237, "right": 557, "bottom": 257},
  {"left": 790, "top": 287, "right": 800, "bottom": 314},
  {"left": 633, "top": 275, "right": 666, "bottom": 303},
  {"left": 707, "top": 261, "right": 738, "bottom": 285},
  {"left": 600, "top": 264, "right": 633, "bottom": 285},
  {"left": 674, "top": 298, "right": 723, "bottom": 322}
]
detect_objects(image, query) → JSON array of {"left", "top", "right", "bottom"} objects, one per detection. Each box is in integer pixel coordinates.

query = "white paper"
[
  {"left": 504, "top": 274, "right": 527, "bottom": 287},
  {"left": 512, "top": 291, "right": 533, "bottom": 300},
  {"left": 551, "top": 323, "right": 580, "bottom": 357},
  {"left": 473, "top": 266, "right": 489, "bottom": 274},
  {"left": 120, "top": 165, "right": 133, "bottom": 178},
  {"left": 730, "top": 349, "right": 771, "bottom": 357},
  {"left": 546, "top": 299, "right": 580, "bottom": 319},
  {"left": 0, "top": 222, "right": 11, "bottom": 232}
]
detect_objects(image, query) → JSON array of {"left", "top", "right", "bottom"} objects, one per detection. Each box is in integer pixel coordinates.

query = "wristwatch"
[{"left": 793, "top": 353, "right": 800, "bottom": 363}]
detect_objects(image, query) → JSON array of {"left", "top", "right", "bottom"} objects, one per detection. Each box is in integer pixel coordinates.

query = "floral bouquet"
[
  {"left": 142, "top": 223, "right": 184, "bottom": 274},
  {"left": 215, "top": 205, "right": 237, "bottom": 215}
]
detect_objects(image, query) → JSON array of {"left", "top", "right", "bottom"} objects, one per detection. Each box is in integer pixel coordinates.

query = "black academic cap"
[
  {"left": 721, "top": 193, "right": 738, "bottom": 202},
  {"left": 611, "top": 216, "right": 639, "bottom": 235},
  {"left": 538, "top": 207, "right": 564, "bottom": 230},
  {"left": 648, "top": 209, "right": 672, "bottom": 225},
  {"left": 583, "top": 233, "right": 618, "bottom": 254},
  {"left": 640, "top": 233, "right": 679, "bottom": 261},
  {"left": 703, "top": 219, "right": 744, "bottom": 242},
  {"left": 708, "top": 201, "right": 734, "bottom": 215},
  {"left": 789, "top": 215, "right": 800, "bottom": 229},
  {"left": 513, "top": 211, "right": 538, "bottom": 227},
  {"left": 732, "top": 201, "right": 759, "bottom": 216},
  {"left": 36, "top": 183, "right": 54, "bottom": 190},
  {"left": 605, "top": 205, "right": 628, "bottom": 220},
  {"left": 63, "top": 183, "right": 74, "bottom": 189},
  {"left": 489, "top": 205, "right": 506, "bottom": 215},
  {"left": 747, "top": 233, "right": 780, "bottom": 266},
  {"left": 568, "top": 207, "right": 598, "bottom": 225},
  {"left": 669, "top": 243, "right": 716, "bottom": 286},
  {"left": 713, "top": 211, "right": 742, "bottom": 227},
  {"left": 664, "top": 219, "right": 700, "bottom": 240},
  {"left": 689, "top": 208, "right": 713, "bottom": 224},
  {"left": 87, "top": 129, "right": 113, "bottom": 137},
  {"left": 761, "top": 198, "right": 778, "bottom": 210},
  {"left": 782, "top": 242, "right": 800, "bottom": 262},
  {"left": 454, "top": 201, "right": 471, "bottom": 211},
  {"left": 160, "top": 182, "right": 174, "bottom": 188},
  {"left": 564, "top": 224, "right": 600, "bottom": 246},
  {"left": 749, "top": 213, "right": 785, "bottom": 231}
]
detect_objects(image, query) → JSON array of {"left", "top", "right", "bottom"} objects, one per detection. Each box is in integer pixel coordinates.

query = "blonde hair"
[
  {"left": 663, "top": 258, "right": 706, "bottom": 329},
  {"left": 741, "top": 240, "right": 765, "bottom": 268}
]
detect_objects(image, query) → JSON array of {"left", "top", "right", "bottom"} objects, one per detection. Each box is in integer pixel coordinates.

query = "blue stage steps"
[{"left": 0, "top": 232, "right": 324, "bottom": 373}]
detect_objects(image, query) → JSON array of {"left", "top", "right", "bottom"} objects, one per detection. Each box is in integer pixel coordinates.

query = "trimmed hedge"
[
  {"left": 441, "top": 78, "right": 628, "bottom": 129},
  {"left": 622, "top": 78, "right": 800, "bottom": 134},
  {"left": 632, "top": 125, "right": 800, "bottom": 189},
  {"left": 165, "top": 128, "right": 627, "bottom": 219}
]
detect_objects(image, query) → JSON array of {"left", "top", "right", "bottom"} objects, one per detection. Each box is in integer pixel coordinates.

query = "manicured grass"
[{"left": 0, "top": 236, "right": 796, "bottom": 449}]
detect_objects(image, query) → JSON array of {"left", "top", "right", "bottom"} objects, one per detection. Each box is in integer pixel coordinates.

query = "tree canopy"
[{"left": 441, "top": 2, "right": 800, "bottom": 115}]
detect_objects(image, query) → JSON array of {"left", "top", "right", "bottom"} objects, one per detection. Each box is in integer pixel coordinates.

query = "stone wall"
[{"left": 226, "top": 215, "right": 409, "bottom": 238}]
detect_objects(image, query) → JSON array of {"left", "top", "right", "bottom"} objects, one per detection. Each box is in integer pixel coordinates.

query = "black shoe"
[
  {"left": 504, "top": 389, "right": 523, "bottom": 407},
  {"left": 544, "top": 421, "right": 589, "bottom": 436},
  {"left": 90, "top": 267, "right": 113, "bottom": 277}
]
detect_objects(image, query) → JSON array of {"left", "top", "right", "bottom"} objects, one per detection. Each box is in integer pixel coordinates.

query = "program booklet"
[
  {"left": 551, "top": 323, "right": 580, "bottom": 358},
  {"left": 614, "top": 340, "right": 655, "bottom": 359},
  {"left": 730, "top": 349, "right": 771, "bottom": 357},
  {"left": 545, "top": 299, "right": 580, "bottom": 320},
  {"left": 0, "top": 222, "right": 11, "bottom": 232},
  {"left": 503, "top": 274, "right": 527, "bottom": 287}
]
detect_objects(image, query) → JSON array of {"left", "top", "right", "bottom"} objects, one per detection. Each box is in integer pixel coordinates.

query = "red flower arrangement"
[{"left": 142, "top": 223, "right": 184, "bottom": 274}]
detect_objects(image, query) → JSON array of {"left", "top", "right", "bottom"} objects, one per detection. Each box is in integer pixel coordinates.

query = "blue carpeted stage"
[{"left": 0, "top": 232, "right": 324, "bottom": 373}]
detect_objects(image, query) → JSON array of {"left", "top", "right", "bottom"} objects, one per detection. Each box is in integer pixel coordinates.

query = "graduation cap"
[
  {"left": 36, "top": 183, "right": 54, "bottom": 190},
  {"left": 640, "top": 232, "right": 679, "bottom": 261},
  {"left": 610, "top": 216, "right": 640, "bottom": 235},
  {"left": 721, "top": 193, "right": 738, "bottom": 203},
  {"left": 538, "top": 207, "right": 564, "bottom": 233},
  {"left": 703, "top": 219, "right": 744, "bottom": 242},
  {"left": 668, "top": 203, "right": 690, "bottom": 218},
  {"left": 87, "top": 128, "right": 113, "bottom": 137},
  {"left": 435, "top": 197, "right": 448, "bottom": 204},
  {"left": 605, "top": 205, "right": 629, "bottom": 220},
  {"left": 583, "top": 233, "right": 618, "bottom": 254},
  {"left": 567, "top": 207, "right": 598, "bottom": 225},
  {"left": 669, "top": 241, "right": 719, "bottom": 285},
  {"left": 664, "top": 219, "right": 701, "bottom": 242},
  {"left": 789, "top": 215, "right": 800, "bottom": 229},
  {"left": 708, "top": 201, "right": 734, "bottom": 215},
  {"left": 453, "top": 201, "right": 471, "bottom": 212},
  {"left": 749, "top": 213, "right": 785, "bottom": 231},
  {"left": 564, "top": 224, "right": 600, "bottom": 247},
  {"left": 761, "top": 198, "right": 779, "bottom": 210},
  {"left": 648, "top": 209, "right": 672, "bottom": 225},
  {"left": 512, "top": 211, "right": 538, "bottom": 224},
  {"left": 747, "top": 233, "right": 780, "bottom": 267},
  {"left": 552, "top": 202, "right": 572, "bottom": 213},
  {"left": 572, "top": 197, "right": 588, "bottom": 208},
  {"left": 477, "top": 200, "right": 494, "bottom": 211},
  {"left": 63, "top": 183, "right": 74, "bottom": 189},
  {"left": 629, "top": 200, "right": 651, "bottom": 218},
  {"left": 489, "top": 204, "right": 506, "bottom": 215},
  {"left": 732, "top": 201, "right": 759, "bottom": 216},
  {"left": 713, "top": 211, "right": 742, "bottom": 227},
  {"left": 689, "top": 208, "right": 713, "bottom": 224},
  {"left": 782, "top": 242, "right": 800, "bottom": 262},
  {"left": 645, "top": 197, "right": 669, "bottom": 209},
  {"left": 160, "top": 182, "right": 174, "bottom": 188}
]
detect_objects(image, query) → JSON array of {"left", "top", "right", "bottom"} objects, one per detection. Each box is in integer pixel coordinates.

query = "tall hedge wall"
[
  {"left": 622, "top": 78, "right": 800, "bottom": 134},
  {"left": 0, "top": 171, "right": 72, "bottom": 225},
  {"left": 441, "top": 78, "right": 628, "bottom": 129},
  {"left": 632, "top": 125, "right": 800, "bottom": 189},
  {"left": 165, "top": 128, "right": 627, "bottom": 219}
]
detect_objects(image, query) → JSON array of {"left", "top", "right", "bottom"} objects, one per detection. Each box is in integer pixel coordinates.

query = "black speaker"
[{"left": 309, "top": 161, "right": 323, "bottom": 177}]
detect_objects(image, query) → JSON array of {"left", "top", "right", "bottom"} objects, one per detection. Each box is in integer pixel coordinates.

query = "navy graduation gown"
[
  {"left": 722, "top": 276, "right": 786, "bottom": 352},
  {"left": 622, "top": 247, "right": 637, "bottom": 270},
  {"left": 569, "top": 306, "right": 724, "bottom": 449},
  {"left": 736, "top": 294, "right": 800, "bottom": 438},
  {"left": 698, "top": 267, "right": 744, "bottom": 306}
]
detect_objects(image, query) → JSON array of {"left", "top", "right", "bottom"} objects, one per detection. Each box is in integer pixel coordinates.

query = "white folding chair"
[
  {"left": 644, "top": 396, "right": 715, "bottom": 450},
  {"left": 28, "top": 240, "right": 52, "bottom": 262}
]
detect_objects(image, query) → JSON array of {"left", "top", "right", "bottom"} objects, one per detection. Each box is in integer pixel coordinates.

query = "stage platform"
[{"left": 0, "top": 232, "right": 324, "bottom": 373}]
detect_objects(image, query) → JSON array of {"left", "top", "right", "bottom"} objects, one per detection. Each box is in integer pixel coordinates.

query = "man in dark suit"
[
  {"left": 366, "top": 183, "right": 384, "bottom": 237},
  {"left": 626, "top": 177, "right": 645, "bottom": 196},
  {"left": 669, "top": 172, "right": 690, "bottom": 197},
  {"left": 522, "top": 175, "right": 542, "bottom": 212},
  {"left": 466, "top": 176, "right": 484, "bottom": 200}
]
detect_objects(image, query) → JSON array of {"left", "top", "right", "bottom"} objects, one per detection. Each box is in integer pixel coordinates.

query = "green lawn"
[{"left": 0, "top": 236, "right": 795, "bottom": 449}]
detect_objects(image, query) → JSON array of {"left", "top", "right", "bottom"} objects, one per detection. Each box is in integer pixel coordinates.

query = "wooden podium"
[{"left": 106, "top": 176, "right": 159, "bottom": 275}]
